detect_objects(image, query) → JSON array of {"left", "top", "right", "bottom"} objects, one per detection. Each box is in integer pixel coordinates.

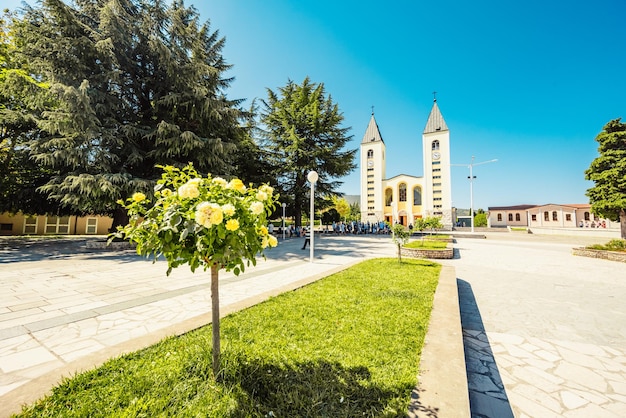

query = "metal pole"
[
  {"left": 282, "top": 203, "right": 286, "bottom": 240},
  {"left": 470, "top": 162, "right": 475, "bottom": 233},
  {"left": 310, "top": 181, "right": 314, "bottom": 263}
]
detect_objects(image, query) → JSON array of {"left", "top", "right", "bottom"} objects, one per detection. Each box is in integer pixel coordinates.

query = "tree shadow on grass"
[
  {"left": 221, "top": 357, "right": 413, "bottom": 417},
  {"left": 457, "top": 279, "right": 514, "bottom": 418}
]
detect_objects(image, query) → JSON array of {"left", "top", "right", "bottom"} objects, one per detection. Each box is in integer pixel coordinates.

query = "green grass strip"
[
  {"left": 404, "top": 239, "right": 448, "bottom": 249},
  {"left": 17, "top": 258, "right": 440, "bottom": 418}
]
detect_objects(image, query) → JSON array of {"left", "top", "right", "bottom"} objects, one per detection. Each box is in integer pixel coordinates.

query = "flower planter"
[{"left": 572, "top": 247, "right": 626, "bottom": 263}]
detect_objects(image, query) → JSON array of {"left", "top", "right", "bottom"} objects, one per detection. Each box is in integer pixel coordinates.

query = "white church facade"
[{"left": 360, "top": 99, "right": 453, "bottom": 229}]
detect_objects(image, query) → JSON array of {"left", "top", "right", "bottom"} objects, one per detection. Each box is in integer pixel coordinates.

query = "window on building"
[
  {"left": 399, "top": 183, "right": 407, "bottom": 202},
  {"left": 497, "top": 214, "right": 502, "bottom": 221},
  {"left": 544, "top": 211, "right": 549, "bottom": 221},
  {"left": 413, "top": 187, "right": 422, "bottom": 205},
  {"left": 1, "top": 223, "right": 12, "bottom": 231},
  {"left": 86, "top": 218, "right": 98, "bottom": 234},
  {"left": 385, "top": 188, "right": 393, "bottom": 206},
  {"left": 566, "top": 214, "right": 572, "bottom": 221},
  {"left": 432, "top": 161, "right": 440, "bottom": 165},
  {"left": 531, "top": 214, "right": 537, "bottom": 221},
  {"left": 24, "top": 216, "right": 37, "bottom": 234},
  {"left": 45, "top": 216, "right": 70, "bottom": 234},
  {"left": 584, "top": 212, "right": 590, "bottom": 221},
  {"left": 508, "top": 213, "right": 513, "bottom": 221},
  {"left": 552, "top": 211, "right": 558, "bottom": 221},
  {"left": 515, "top": 213, "right": 521, "bottom": 221},
  {"left": 432, "top": 140, "right": 439, "bottom": 150},
  {"left": 367, "top": 149, "right": 373, "bottom": 158}
]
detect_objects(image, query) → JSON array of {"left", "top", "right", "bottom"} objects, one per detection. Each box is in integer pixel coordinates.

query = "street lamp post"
[
  {"left": 452, "top": 156, "right": 497, "bottom": 233},
  {"left": 281, "top": 202, "right": 286, "bottom": 240},
  {"left": 307, "top": 170, "right": 318, "bottom": 263}
]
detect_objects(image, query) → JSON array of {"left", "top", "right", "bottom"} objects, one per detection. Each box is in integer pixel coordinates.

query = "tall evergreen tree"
[
  {"left": 0, "top": 9, "right": 59, "bottom": 215},
  {"left": 585, "top": 118, "right": 626, "bottom": 239},
  {"left": 14, "top": 0, "right": 243, "bottom": 228},
  {"left": 261, "top": 77, "right": 356, "bottom": 227}
]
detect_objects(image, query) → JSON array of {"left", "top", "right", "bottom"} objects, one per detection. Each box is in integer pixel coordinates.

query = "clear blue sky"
[{"left": 5, "top": 0, "right": 625, "bottom": 210}]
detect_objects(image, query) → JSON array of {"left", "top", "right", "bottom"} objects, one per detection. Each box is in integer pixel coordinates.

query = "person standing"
[{"left": 301, "top": 227, "right": 311, "bottom": 249}]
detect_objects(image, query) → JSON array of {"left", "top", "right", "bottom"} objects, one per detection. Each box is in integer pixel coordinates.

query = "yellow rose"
[
  {"left": 209, "top": 205, "right": 223, "bottom": 225},
  {"left": 222, "top": 203, "right": 236, "bottom": 216},
  {"left": 161, "top": 188, "right": 172, "bottom": 197},
  {"left": 225, "top": 219, "right": 240, "bottom": 231},
  {"left": 132, "top": 192, "right": 146, "bottom": 202},
  {"left": 213, "top": 177, "right": 228, "bottom": 187},
  {"left": 178, "top": 182, "right": 200, "bottom": 199},
  {"left": 256, "top": 191, "right": 268, "bottom": 201},
  {"left": 261, "top": 236, "right": 269, "bottom": 248},
  {"left": 250, "top": 201, "right": 264, "bottom": 215},
  {"left": 268, "top": 235, "right": 278, "bottom": 247},
  {"left": 260, "top": 184, "right": 274, "bottom": 196},
  {"left": 228, "top": 178, "right": 246, "bottom": 193},
  {"left": 259, "top": 225, "right": 268, "bottom": 236}
]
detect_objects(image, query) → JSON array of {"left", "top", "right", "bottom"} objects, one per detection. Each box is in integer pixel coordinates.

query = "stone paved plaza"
[{"left": 1, "top": 232, "right": 625, "bottom": 417}]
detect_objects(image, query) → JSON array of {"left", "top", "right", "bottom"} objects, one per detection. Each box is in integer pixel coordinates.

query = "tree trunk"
[
  {"left": 211, "top": 264, "right": 221, "bottom": 380},
  {"left": 397, "top": 243, "right": 402, "bottom": 262},
  {"left": 620, "top": 209, "right": 626, "bottom": 240},
  {"left": 109, "top": 206, "right": 130, "bottom": 233}
]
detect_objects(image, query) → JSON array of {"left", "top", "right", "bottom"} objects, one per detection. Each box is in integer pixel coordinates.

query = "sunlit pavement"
[{"left": 446, "top": 234, "right": 626, "bottom": 417}]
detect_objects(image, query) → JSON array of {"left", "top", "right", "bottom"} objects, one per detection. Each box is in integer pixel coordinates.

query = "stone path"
[{"left": 447, "top": 234, "right": 626, "bottom": 417}]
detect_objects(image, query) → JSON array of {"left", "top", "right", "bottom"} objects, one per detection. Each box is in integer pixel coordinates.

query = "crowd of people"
[{"left": 273, "top": 220, "right": 392, "bottom": 238}]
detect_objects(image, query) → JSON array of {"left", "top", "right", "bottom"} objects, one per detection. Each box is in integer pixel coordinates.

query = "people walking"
[{"left": 301, "top": 227, "right": 311, "bottom": 249}]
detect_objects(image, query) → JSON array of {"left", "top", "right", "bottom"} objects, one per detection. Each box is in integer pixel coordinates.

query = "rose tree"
[{"left": 113, "top": 164, "right": 278, "bottom": 377}]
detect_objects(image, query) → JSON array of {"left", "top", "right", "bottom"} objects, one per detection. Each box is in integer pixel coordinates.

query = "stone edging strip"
[
  {"left": 409, "top": 265, "right": 470, "bottom": 417},
  {"left": 572, "top": 247, "right": 626, "bottom": 263}
]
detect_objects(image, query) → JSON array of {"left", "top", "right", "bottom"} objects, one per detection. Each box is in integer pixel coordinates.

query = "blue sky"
[{"left": 5, "top": 0, "right": 625, "bottom": 210}]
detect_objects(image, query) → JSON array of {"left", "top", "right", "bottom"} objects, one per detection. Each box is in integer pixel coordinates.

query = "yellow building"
[
  {"left": 360, "top": 99, "right": 453, "bottom": 228},
  {"left": 0, "top": 212, "right": 113, "bottom": 236}
]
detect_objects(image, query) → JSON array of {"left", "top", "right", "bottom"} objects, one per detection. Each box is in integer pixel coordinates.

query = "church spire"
[
  {"left": 423, "top": 98, "right": 448, "bottom": 134},
  {"left": 361, "top": 112, "right": 385, "bottom": 144}
]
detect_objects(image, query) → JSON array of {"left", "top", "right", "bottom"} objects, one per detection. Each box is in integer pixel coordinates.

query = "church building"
[{"left": 359, "top": 99, "right": 453, "bottom": 229}]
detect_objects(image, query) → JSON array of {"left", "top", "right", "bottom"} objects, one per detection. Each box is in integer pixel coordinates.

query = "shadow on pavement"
[{"left": 457, "top": 278, "right": 514, "bottom": 418}]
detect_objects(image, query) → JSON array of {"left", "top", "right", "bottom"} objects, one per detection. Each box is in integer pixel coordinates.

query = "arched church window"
[
  {"left": 497, "top": 214, "right": 502, "bottom": 221},
  {"left": 399, "top": 184, "right": 407, "bottom": 202},
  {"left": 516, "top": 213, "right": 521, "bottom": 221},
  {"left": 552, "top": 211, "right": 558, "bottom": 221},
  {"left": 385, "top": 188, "right": 393, "bottom": 206},
  {"left": 413, "top": 187, "right": 422, "bottom": 205},
  {"left": 584, "top": 212, "right": 590, "bottom": 221},
  {"left": 367, "top": 149, "right": 373, "bottom": 158},
  {"left": 432, "top": 140, "right": 439, "bottom": 150},
  {"left": 544, "top": 211, "right": 549, "bottom": 221},
  {"left": 508, "top": 213, "right": 513, "bottom": 221}
]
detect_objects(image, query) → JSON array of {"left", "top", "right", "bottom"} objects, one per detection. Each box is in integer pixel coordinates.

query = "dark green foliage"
[
  {"left": 261, "top": 77, "right": 357, "bottom": 227},
  {"left": 10, "top": 0, "right": 243, "bottom": 224},
  {"left": 587, "top": 239, "right": 626, "bottom": 252},
  {"left": 585, "top": 118, "right": 626, "bottom": 238}
]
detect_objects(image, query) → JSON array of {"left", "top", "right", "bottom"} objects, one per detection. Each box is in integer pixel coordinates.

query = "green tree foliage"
[
  {"left": 333, "top": 196, "right": 350, "bottom": 221},
  {"left": 13, "top": 0, "right": 243, "bottom": 227},
  {"left": 261, "top": 77, "right": 356, "bottom": 227},
  {"left": 585, "top": 118, "right": 626, "bottom": 239},
  {"left": 0, "top": 10, "right": 59, "bottom": 214},
  {"left": 474, "top": 212, "right": 488, "bottom": 227}
]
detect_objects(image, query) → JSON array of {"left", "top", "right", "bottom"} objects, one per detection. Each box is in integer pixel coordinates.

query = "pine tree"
[
  {"left": 14, "top": 0, "right": 243, "bottom": 228},
  {"left": 261, "top": 77, "right": 356, "bottom": 227},
  {"left": 585, "top": 118, "right": 626, "bottom": 239}
]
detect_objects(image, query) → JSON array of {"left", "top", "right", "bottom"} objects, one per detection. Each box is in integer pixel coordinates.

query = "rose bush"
[
  {"left": 112, "top": 163, "right": 279, "bottom": 377},
  {"left": 114, "top": 164, "right": 278, "bottom": 275}
]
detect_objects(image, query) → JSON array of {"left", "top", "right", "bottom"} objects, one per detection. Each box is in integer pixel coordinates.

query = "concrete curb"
[{"left": 409, "top": 265, "right": 470, "bottom": 417}]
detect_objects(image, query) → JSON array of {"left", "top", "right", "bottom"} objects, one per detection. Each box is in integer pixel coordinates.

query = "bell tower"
[
  {"left": 360, "top": 112, "right": 386, "bottom": 223},
  {"left": 422, "top": 98, "right": 453, "bottom": 228}
]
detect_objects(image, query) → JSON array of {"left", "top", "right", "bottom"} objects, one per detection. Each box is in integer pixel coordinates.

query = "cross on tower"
[
  {"left": 371, "top": 105, "right": 375, "bottom": 115},
  {"left": 433, "top": 91, "right": 437, "bottom": 102}
]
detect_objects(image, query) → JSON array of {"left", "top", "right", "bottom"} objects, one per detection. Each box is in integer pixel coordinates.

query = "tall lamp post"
[
  {"left": 452, "top": 156, "right": 497, "bottom": 233},
  {"left": 281, "top": 202, "right": 286, "bottom": 240},
  {"left": 307, "top": 170, "right": 318, "bottom": 263}
]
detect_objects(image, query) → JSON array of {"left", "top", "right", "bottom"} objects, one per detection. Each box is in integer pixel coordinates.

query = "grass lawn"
[
  {"left": 17, "top": 258, "right": 440, "bottom": 417},
  {"left": 404, "top": 239, "right": 449, "bottom": 250}
]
